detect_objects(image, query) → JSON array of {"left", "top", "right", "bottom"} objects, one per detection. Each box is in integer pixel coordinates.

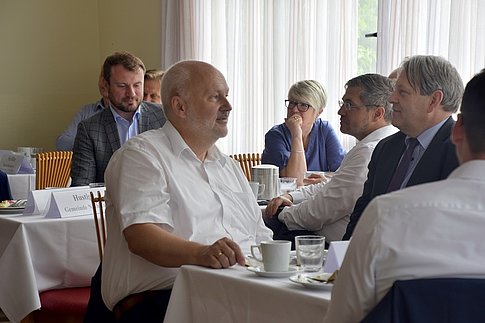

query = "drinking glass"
[
  {"left": 279, "top": 177, "right": 297, "bottom": 195},
  {"left": 295, "top": 235, "right": 326, "bottom": 272},
  {"left": 29, "top": 147, "right": 43, "bottom": 170}
]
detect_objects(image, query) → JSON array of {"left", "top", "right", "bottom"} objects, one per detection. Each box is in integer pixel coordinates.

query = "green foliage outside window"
[{"left": 358, "top": 0, "right": 377, "bottom": 74}]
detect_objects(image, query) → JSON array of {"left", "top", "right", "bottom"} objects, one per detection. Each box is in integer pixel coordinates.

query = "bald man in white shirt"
[{"left": 98, "top": 60, "right": 272, "bottom": 323}]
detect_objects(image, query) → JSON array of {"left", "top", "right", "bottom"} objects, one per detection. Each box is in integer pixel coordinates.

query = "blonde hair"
[{"left": 288, "top": 80, "right": 327, "bottom": 112}]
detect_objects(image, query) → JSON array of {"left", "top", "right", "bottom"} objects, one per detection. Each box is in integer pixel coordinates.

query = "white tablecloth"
[
  {"left": 7, "top": 174, "right": 36, "bottom": 200},
  {"left": 0, "top": 212, "right": 98, "bottom": 322},
  {"left": 164, "top": 265, "right": 331, "bottom": 323}
]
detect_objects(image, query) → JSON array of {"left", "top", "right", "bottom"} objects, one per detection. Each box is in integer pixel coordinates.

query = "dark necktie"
[{"left": 386, "top": 138, "right": 419, "bottom": 193}]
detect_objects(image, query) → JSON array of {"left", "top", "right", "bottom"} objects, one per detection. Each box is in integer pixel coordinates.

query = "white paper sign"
[
  {"left": 44, "top": 187, "right": 105, "bottom": 218},
  {"left": 23, "top": 186, "right": 91, "bottom": 216},
  {"left": 18, "top": 157, "right": 35, "bottom": 174},
  {"left": 0, "top": 153, "right": 24, "bottom": 174},
  {"left": 323, "top": 240, "right": 350, "bottom": 274}
]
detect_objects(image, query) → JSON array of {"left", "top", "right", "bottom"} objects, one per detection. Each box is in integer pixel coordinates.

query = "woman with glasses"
[{"left": 262, "top": 80, "right": 346, "bottom": 186}]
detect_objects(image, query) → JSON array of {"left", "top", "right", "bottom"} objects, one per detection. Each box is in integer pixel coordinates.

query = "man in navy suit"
[
  {"left": 343, "top": 55, "right": 463, "bottom": 239},
  {"left": 71, "top": 52, "right": 166, "bottom": 186}
]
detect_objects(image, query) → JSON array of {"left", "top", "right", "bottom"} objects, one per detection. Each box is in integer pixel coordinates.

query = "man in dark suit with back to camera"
[
  {"left": 343, "top": 55, "right": 463, "bottom": 239},
  {"left": 70, "top": 51, "right": 166, "bottom": 187}
]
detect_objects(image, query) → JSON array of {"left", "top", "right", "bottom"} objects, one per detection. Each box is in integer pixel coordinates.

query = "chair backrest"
[
  {"left": 230, "top": 153, "right": 261, "bottom": 181},
  {"left": 90, "top": 191, "right": 106, "bottom": 261},
  {"left": 361, "top": 278, "right": 485, "bottom": 323},
  {"left": 35, "top": 151, "right": 73, "bottom": 190}
]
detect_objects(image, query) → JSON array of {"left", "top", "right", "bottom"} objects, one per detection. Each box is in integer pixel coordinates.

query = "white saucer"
[
  {"left": 0, "top": 206, "right": 25, "bottom": 214},
  {"left": 247, "top": 265, "right": 302, "bottom": 278},
  {"left": 289, "top": 273, "right": 334, "bottom": 290}
]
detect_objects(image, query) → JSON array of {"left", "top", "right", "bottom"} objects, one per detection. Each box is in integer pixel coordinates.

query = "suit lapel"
[
  {"left": 377, "top": 133, "right": 406, "bottom": 194},
  {"left": 408, "top": 117, "right": 454, "bottom": 185},
  {"left": 138, "top": 103, "right": 150, "bottom": 132},
  {"left": 102, "top": 109, "right": 121, "bottom": 152}
]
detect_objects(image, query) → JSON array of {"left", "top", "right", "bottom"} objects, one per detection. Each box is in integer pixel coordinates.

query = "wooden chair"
[
  {"left": 90, "top": 191, "right": 107, "bottom": 261},
  {"left": 230, "top": 153, "right": 261, "bottom": 181},
  {"left": 35, "top": 151, "right": 73, "bottom": 190},
  {"left": 31, "top": 160, "right": 95, "bottom": 323}
]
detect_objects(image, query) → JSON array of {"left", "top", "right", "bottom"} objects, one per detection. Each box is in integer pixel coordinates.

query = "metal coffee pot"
[{"left": 251, "top": 164, "right": 279, "bottom": 200}]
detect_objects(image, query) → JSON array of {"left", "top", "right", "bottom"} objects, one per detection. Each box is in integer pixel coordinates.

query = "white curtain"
[
  {"left": 160, "top": 0, "right": 359, "bottom": 155},
  {"left": 377, "top": 0, "right": 485, "bottom": 85}
]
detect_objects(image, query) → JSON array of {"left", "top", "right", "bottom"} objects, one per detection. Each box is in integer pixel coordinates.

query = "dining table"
[
  {"left": 0, "top": 210, "right": 99, "bottom": 323},
  {"left": 163, "top": 264, "right": 332, "bottom": 323}
]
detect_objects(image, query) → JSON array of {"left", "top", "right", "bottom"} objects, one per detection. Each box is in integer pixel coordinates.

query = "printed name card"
[
  {"left": 23, "top": 186, "right": 92, "bottom": 216},
  {"left": 0, "top": 153, "right": 24, "bottom": 174},
  {"left": 0, "top": 150, "right": 35, "bottom": 174},
  {"left": 43, "top": 186, "right": 106, "bottom": 218},
  {"left": 323, "top": 240, "right": 350, "bottom": 274}
]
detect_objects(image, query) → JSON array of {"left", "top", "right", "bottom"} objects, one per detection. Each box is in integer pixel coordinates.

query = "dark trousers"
[
  {"left": 84, "top": 264, "right": 116, "bottom": 323},
  {"left": 84, "top": 264, "right": 172, "bottom": 323},
  {"left": 264, "top": 216, "right": 316, "bottom": 250},
  {"left": 117, "top": 289, "right": 172, "bottom": 323}
]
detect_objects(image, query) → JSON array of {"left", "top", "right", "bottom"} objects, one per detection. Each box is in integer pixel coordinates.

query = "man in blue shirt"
[{"left": 70, "top": 52, "right": 166, "bottom": 186}]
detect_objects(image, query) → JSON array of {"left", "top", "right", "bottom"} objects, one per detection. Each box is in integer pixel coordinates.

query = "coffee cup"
[
  {"left": 250, "top": 240, "right": 291, "bottom": 272},
  {"left": 248, "top": 181, "right": 265, "bottom": 199}
]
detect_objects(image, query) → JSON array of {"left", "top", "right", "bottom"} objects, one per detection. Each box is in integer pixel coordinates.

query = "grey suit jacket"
[
  {"left": 70, "top": 102, "right": 166, "bottom": 186},
  {"left": 343, "top": 117, "right": 459, "bottom": 239}
]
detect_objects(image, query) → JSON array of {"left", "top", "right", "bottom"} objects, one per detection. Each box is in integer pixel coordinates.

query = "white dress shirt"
[
  {"left": 278, "top": 125, "right": 397, "bottom": 242},
  {"left": 323, "top": 160, "right": 485, "bottom": 323},
  {"left": 101, "top": 121, "right": 272, "bottom": 310}
]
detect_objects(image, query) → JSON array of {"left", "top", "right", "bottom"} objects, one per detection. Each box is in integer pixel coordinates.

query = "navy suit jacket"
[
  {"left": 361, "top": 278, "right": 485, "bottom": 323},
  {"left": 70, "top": 102, "right": 166, "bottom": 186},
  {"left": 343, "top": 117, "right": 459, "bottom": 239}
]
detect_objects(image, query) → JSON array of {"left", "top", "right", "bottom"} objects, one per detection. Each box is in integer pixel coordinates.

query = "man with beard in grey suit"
[{"left": 71, "top": 51, "right": 166, "bottom": 186}]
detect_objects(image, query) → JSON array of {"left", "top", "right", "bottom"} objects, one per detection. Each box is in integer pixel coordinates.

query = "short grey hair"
[
  {"left": 160, "top": 60, "right": 198, "bottom": 109},
  {"left": 401, "top": 55, "right": 464, "bottom": 113},
  {"left": 288, "top": 80, "right": 327, "bottom": 112},
  {"left": 346, "top": 74, "right": 394, "bottom": 122}
]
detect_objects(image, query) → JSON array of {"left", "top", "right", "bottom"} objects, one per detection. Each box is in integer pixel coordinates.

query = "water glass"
[
  {"left": 295, "top": 235, "right": 326, "bottom": 272},
  {"left": 279, "top": 177, "right": 297, "bottom": 195}
]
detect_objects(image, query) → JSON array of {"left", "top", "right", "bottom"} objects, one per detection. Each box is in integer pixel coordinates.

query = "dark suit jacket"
[
  {"left": 70, "top": 102, "right": 166, "bottom": 186},
  {"left": 0, "top": 169, "right": 13, "bottom": 201},
  {"left": 343, "top": 117, "right": 459, "bottom": 239},
  {"left": 361, "top": 278, "right": 485, "bottom": 323}
]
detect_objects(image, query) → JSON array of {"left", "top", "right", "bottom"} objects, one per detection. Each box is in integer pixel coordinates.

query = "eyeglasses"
[
  {"left": 338, "top": 100, "right": 378, "bottom": 111},
  {"left": 285, "top": 100, "right": 312, "bottom": 112}
]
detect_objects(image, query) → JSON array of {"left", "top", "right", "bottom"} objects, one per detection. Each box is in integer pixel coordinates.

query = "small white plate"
[
  {"left": 0, "top": 206, "right": 25, "bottom": 214},
  {"left": 289, "top": 273, "right": 334, "bottom": 290},
  {"left": 247, "top": 265, "right": 302, "bottom": 278}
]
